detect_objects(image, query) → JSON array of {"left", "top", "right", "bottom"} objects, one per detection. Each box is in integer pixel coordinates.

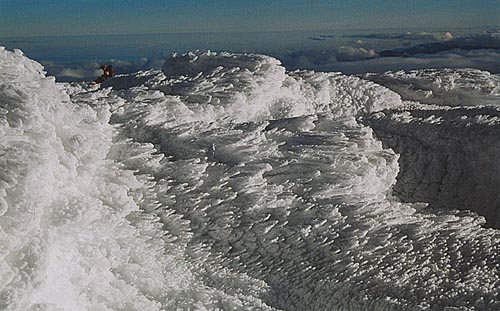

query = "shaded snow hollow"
[{"left": 1, "top": 48, "right": 500, "bottom": 310}]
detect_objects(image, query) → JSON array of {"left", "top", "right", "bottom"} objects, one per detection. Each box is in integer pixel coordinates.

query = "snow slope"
[{"left": 1, "top": 48, "right": 500, "bottom": 310}]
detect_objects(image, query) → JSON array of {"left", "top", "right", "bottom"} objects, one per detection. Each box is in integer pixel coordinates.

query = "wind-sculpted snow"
[
  {"left": 362, "top": 104, "right": 500, "bottom": 228},
  {"left": 158, "top": 51, "right": 402, "bottom": 123},
  {"left": 2, "top": 48, "right": 500, "bottom": 310},
  {"left": 101, "top": 51, "right": 401, "bottom": 126},
  {"left": 363, "top": 69, "right": 500, "bottom": 107},
  {"left": 0, "top": 48, "right": 274, "bottom": 310}
]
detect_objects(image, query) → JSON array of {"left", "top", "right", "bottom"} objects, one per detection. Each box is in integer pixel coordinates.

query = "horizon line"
[{"left": 2, "top": 25, "right": 497, "bottom": 40}]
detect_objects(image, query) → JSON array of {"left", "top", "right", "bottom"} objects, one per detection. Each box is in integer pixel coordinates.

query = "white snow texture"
[{"left": 1, "top": 47, "right": 500, "bottom": 311}]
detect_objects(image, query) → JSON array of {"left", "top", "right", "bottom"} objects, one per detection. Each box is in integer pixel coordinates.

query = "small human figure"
[{"left": 94, "top": 65, "right": 115, "bottom": 83}]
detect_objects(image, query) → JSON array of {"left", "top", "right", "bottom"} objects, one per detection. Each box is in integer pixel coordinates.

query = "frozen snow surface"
[
  {"left": 362, "top": 69, "right": 500, "bottom": 107},
  {"left": 1, "top": 47, "right": 500, "bottom": 310}
]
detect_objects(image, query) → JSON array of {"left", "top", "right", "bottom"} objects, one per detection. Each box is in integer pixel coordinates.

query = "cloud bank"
[
  {"left": 379, "top": 31, "right": 500, "bottom": 57},
  {"left": 36, "top": 29, "right": 500, "bottom": 81},
  {"left": 43, "top": 57, "right": 165, "bottom": 82},
  {"left": 343, "top": 31, "right": 454, "bottom": 42},
  {"left": 305, "top": 49, "right": 500, "bottom": 75},
  {"left": 281, "top": 30, "right": 500, "bottom": 74}
]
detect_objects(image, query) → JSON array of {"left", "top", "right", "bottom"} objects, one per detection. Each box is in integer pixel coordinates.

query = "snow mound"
[
  {"left": 157, "top": 51, "right": 403, "bottom": 124},
  {"left": 103, "top": 51, "right": 402, "bottom": 126}
]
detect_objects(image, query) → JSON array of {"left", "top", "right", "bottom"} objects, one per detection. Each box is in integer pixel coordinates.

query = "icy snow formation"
[
  {"left": 362, "top": 69, "right": 500, "bottom": 107},
  {"left": 1, "top": 48, "right": 500, "bottom": 310},
  {"left": 362, "top": 105, "right": 500, "bottom": 228}
]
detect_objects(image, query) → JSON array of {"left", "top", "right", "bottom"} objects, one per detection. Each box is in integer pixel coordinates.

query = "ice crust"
[{"left": 1, "top": 48, "right": 500, "bottom": 310}]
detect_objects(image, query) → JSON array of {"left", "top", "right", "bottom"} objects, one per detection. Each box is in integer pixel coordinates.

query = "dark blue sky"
[{"left": 1, "top": 0, "right": 499, "bottom": 37}]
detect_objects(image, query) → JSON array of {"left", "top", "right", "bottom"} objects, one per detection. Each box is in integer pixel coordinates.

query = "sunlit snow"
[{"left": 1, "top": 47, "right": 500, "bottom": 310}]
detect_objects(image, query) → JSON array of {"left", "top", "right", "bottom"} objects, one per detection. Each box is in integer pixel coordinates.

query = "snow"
[
  {"left": 362, "top": 69, "right": 500, "bottom": 106},
  {"left": 362, "top": 104, "right": 500, "bottom": 228},
  {"left": 1, "top": 47, "right": 500, "bottom": 310}
]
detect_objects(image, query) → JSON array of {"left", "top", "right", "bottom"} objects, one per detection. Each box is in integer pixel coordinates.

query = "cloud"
[
  {"left": 36, "top": 29, "right": 500, "bottom": 82},
  {"left": 310, "top": 49, "right": 500, "bottom": 74},
  {"left": 344, "top": 31, "right": 454, "bottom": 42},
  {"left": 41, "top": 60, "right": 101, "bottom": 81},
  {"left": 277, "top": 30, "right": 500, "bottom": 75},
  {"left": 308, "top": 35, "right": 336, "bottom": 41},
  {"left": 59, "top": 68, "right": 99, "bottom": 79},
  {"left": 275, "top": 45, "right": 378, "bottom": 70},
  {"left": 334, "top": 46, "right": 378, "bottom": 61},
  {"left": 309, "top": 37, "right": 327, "bottom": 41},
  {"left": 42, "top": 57, "right": 165, "bottom": 82},
  {"left": 379, "top": 31, "right": 500, "bottom": 57}
]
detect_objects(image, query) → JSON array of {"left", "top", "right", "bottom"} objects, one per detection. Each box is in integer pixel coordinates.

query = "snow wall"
[
  {"left": 363, "top": 105, "right": 500, "bottom": 228},
  {"left": 1, "top": 48, "right": 500, "bottom": 311}
]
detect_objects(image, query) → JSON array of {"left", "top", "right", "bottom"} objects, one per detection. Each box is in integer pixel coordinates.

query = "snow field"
[{"left": 1, "top": 48, "right": 500, "bottom": 310}]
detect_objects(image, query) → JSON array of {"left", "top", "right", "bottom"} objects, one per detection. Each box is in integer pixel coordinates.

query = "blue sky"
[{"left": 1, "top": 0, "right": 499, "bottom": 37}]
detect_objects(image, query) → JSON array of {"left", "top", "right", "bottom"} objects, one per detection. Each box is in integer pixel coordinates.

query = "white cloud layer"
[
  {"left": 310, "top": 49, "right": 500, "bottom": 74},
  {"left": 37, "top": 30, "right": 500, "bottom": 81},
  {"left": 343, "top": 31, "right": 455, "bottom": 42},
  {"left": 379, "top": 30, "right": 500, "bottom": 57},
  {"left": 279, "top": 30, "right": 500, "bottom": 74},
  {"left": 42, "top": 57, "right": 165, "bottom": 81}
]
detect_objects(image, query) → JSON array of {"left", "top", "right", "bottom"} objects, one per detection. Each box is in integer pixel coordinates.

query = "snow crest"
[{"left": 2, "top": 48, "right": 500, "bottom": 311}]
